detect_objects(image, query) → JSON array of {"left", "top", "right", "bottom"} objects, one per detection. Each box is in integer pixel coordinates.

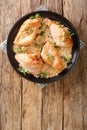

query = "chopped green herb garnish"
[
  {"left": 53, "top": 43, "right": 59, "bottom": 48},
  {"left": 17, "top": 46, "right": 25, "bottom": 52},
  {"left": 62, "top": 56, "right": 72, "bottom": 64},
  {"left": 62, "top": 37, "right": 65, "bottom": 42},
  {"left": 70, "top": 33, "right": 75, "bottom": 37},
  {"left": 26, "top": 28, "right": 33, "bottom": 34},
  {"left": 68, "top": 31, "right": 75, "bottom": 37},
  {"left": 29, "top": 15, "right": 35, "bottom": 19},
  {"left": 39, "top": 22, "right": 46, "bottom": 29},
  {"left": 61, "top": 56, "right": 68, "bottom": 62},
  {"left": 68, "top": 31, "right": 71, "bottom": 35},
  {"left": 18, "top": 67, "right": 28, "bottom": 75},
  {"left": 40, "top": 72, "right": 47, "bottom": 78},
  {"left": 54, "top": 45, "right": 58, "bottom": 48},
  {"left": 35, "top": 43, "right": 42, "bottom": 48},
  {"left": 62, "top": 32, "right": 65, "bottom": 36},
  {"left": 35, "top": 13, "right": 41, "bottom": 18},
  {"left": 68, "top": 59, "right": 72, "bottom": 64},
  {"left": 39, "top": 31, "right": 45, "bottom": 36},
  {"left": 62, "top": 56, "right": 72, "bottom": 63},
  {"left": 29, "top": 13, "right": 41, "bottom": 19},
  {"left": 48, "top": 54, "right": 54, "bottom": 60}
]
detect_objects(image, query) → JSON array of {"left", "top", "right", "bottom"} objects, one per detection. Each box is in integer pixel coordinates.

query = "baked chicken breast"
[
  {"left": 47, "top": 20, "right": 73, "bottom": 48},
  {"left": 41, "top": 42, "right": 66, "bottom": 72},
  {"left": 14, "top": 18, "right": 42, "bottom": 46},
  {"left": 15, "top": 53, "right": 44, "bottom": 75}
]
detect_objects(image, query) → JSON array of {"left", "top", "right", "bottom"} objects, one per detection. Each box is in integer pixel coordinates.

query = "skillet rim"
[{"left": 7, "top": 10, "right": 80, "bottom": 83}]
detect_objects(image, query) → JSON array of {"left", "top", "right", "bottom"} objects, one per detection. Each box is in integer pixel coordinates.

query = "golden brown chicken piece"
[
  {"left": 14, "top": 18, "right": 42, "bottom": 46},
  {"left": 15, "top": 53, "right": 44, "bottom": 75},
  {"left": 41, "top": 42, "right": 65, "bottom": 72},
  {"left": 47, "top": 20, "right": 73, "bottom": 48}
]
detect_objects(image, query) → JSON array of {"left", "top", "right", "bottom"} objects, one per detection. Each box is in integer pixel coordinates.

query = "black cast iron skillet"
[{"left": 7, "top": 11, "right": 80, "bottom": 83}]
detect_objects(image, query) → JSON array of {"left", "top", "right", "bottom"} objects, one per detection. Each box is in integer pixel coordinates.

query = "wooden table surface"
[{"left": 0, "top": 0, "right": 87, "bottom": 130}]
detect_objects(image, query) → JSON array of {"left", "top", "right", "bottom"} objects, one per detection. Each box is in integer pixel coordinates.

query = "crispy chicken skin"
[
  {"left": 14, "top": 18, "right": 42, "bottom": 46},
  {"left": 47, "top": 20, "right": 73, "bottom": 48},
  {"left": 41, "top": 42, "right": 64, "bottom": 72},
  {"left": 15, "top": 53, "right": 44, "bottom": 75}
]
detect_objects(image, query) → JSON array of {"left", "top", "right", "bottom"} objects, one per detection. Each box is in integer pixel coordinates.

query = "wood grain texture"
[
  {"left": 41, "top": 0, "right": 62, "bottom": 14},
  {"left": 0, "top": 2, "right": 22, "bottom": 130},
  {"left": 80, "top": 1, "right": 87, "bottom": 129},
  {"left": 63, "top": 0, "right": 87, "bottom": 130},
  {"left": 22, "top": 80, "right": 42, "bottom": 130},
  {"left": 0, "top": 0, "right": 87, "bottom": 130},
  {"left": 42, "top": 82, "right": 63, "bottom": 130},
  {"left": 20, "top": 1, "right": 42, "bottom": 130},
  {"left": 38, "top": 1, "right": 63, "bottom": 130},
  {"left": 0, "top": 9, "right": 3, "bottom": 130}
]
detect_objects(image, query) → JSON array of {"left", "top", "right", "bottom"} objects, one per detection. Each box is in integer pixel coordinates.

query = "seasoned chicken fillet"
[
  {"left": 15, "top": 53, "right": 44, "bottom": 75},
  {"left": 14, "top": 18, "right": 42, "bottom": 46},
  {"left": 41, "top": 42, "right": 65, "bottom": 72},
  {"left": 47, "top": 20, "right": 73, "bottom": 48}
]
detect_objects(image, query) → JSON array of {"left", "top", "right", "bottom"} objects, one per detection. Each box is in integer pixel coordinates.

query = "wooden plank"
[
  {"left": 79, "top": 0, "right": 87, "bottom": 129},
  {"left": 20, "top": 0, "right": 31, "bottom": 16},
  {"left": 81, "top": 48, "right": 87, "bottom": 130},
  {"left": 42, "top": 82, "right": 63, "bottom": 130},
  {"left": 0, "top": 10, "right": 3, "bottom": 130},
  {"left": 63, "top": 0, "right": 87, "bottom": 130},
  {"left": 0, "top": 2, "right": 22, "bottom": 130},
  {"left": 20, "top": 1, "right": 42, "bottom": 130},
  {"left": 40, "top": 1, "right": 63, "bottom": 130},
  {"left": 63, "top": 71, "right": 83, "bottom": 130},
  {"left": 22, "top": 80, "right": 42, "bottom": 130},
  {"left": 41, "top": 0, "right": 62, "bottom": 14}
]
